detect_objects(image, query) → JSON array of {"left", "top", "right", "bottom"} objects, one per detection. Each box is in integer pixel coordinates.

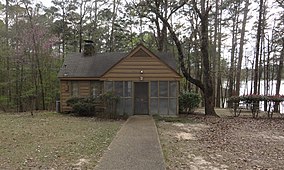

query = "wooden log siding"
[
  {"left": 102, "top": 56, "right": 181, "bottom": 81},
  {"left": 60, "top": 80, "right": 91, "bottom": 112},
  {"left": 60, "top": 80, "right": 72, "bottom": 112},
  {"left": 79, "top": 81, "right": 91, "bottom": 97}
]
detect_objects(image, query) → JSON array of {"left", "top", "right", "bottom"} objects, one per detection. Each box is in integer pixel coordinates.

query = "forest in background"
[{"left": 0, "top": 0, "right": 283, "bottom": 114}]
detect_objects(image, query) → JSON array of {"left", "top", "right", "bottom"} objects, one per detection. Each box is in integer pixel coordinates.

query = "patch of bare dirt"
[{"left": 158, "top": 115, "right": 284, "bottom": 170}]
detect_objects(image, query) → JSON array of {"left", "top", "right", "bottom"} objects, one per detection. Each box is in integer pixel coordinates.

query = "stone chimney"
[{"left": 83, "top": 40, "right": 95, "bottom": 56}]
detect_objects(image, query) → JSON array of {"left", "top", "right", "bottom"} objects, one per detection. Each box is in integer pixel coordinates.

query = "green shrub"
[
  {"left": 66, "top": 97, "right": 84, "bottom": 106},
  {"left": 72, "top": 102, "right": 96, "bottom": 117},
  {"left": 66, "top": 92, "right": 121, "bottom": 118},
  {"left": 179, "top": 92, "right": 201, "bottom": 113},
  {"left": 66, "top": 97, "right": 96, "bottom": 117}
]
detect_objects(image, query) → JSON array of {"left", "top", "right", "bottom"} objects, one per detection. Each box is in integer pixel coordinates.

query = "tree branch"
[{"left": 147, "top": 4, "right": 204, "bottom": 91}]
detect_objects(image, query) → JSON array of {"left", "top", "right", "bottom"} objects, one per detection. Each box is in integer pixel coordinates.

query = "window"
[{"left": 71, "top": 81, "right": 79, "bottom": 97}]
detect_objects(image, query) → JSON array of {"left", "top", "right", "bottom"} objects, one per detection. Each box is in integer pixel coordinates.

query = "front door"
[{"left": 134, "top": 82, "right": 149, "bottom": 115}]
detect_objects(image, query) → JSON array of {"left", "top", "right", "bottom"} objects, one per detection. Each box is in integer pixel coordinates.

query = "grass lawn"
[{"left": 0, "top": 112, "right": 123, "bottom": 169}]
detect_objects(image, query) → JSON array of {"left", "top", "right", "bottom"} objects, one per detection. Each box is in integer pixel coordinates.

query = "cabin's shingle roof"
[{"left": 58, "top": 51, "right": 178, "bottom": 78}]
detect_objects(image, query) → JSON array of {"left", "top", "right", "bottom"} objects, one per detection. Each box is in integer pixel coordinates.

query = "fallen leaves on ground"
[{"left": 158, "top": 114, "right": 284, "bottom": 170}]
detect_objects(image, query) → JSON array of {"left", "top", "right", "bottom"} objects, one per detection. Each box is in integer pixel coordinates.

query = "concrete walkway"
[{"left": 94, "top": 115, "right": 166, "bottom": 170}]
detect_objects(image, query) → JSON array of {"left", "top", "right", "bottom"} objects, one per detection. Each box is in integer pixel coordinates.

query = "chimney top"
[
  {"left": 84, "top": 40, "right": 94, "bottom": 44},
  {"left": 83, "top": 40, "right": 95, "bottom": 56}
]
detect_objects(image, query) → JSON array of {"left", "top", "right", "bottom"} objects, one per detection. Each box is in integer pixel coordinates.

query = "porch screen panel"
[
  {"left": 124, "top": 81, "right": 132, "bottom": 97},
  {"left": 159, "top": 81, "right": 168, "bottom": 97},
  {"left": 169, "top": 98, "right": 177, "bottom": 115},
  {"left": 124, "top": 98, "right": 133, "bottom": 114},
  {"left": 105, "top": 81, "right": 113, "bottom": 92},
  {"left": 159, "top": 98, "right": 168, "bottom": 115},
  {"left": 112, "top": 81, "right": 123, "bottom": 114},
  {"left": 150, "top": 98, "right": 158, "bottom": 114},
  {"left": 150, "top": 81, "right": 158, "bottom": 97},
  {"left": 117, "top": 99, "right": 124, "bottom": 115},
  {"left": 150, "top": 81, "right": 158, "bottom": 115},
  {"left": 123, "top": 81, "right": 133, "bottom": 115},
  {"left": 114, "top": 81, "right": 123, "bottom": 96},
  {"left": 91, "top": 81, "right": 102, "bottom": 97},
  {"left": 150, "top": 81, "right": 178, "bottom": 115},
  {"left": 169, "top": 81, "right": 177, "bottom": 97},
  {"left": 104, "top": 81, "right": 133, "bottom": 115}
]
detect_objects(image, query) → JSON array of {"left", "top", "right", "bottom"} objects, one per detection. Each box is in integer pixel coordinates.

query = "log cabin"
[{"left": 57, "top": 42, "right": 182, "bottom": 115}]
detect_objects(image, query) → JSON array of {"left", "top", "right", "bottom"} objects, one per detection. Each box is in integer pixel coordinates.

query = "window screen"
[
  {"left": 150, "top": 81, "right": 158, "bottom": 97},
  {"left": 114, "top": 81, "right": 123, "bottom": 96},
  {"left": 169, "top": 81, "right": 177, "bottom": 97},
  {"left": 159, "top": 98, "right": 168, "bottom": 115},
  {"left": 169, "top": 98, "right": 177, "bottom": 115},
  {"left": 124, "top": 81, "right": 132, "bottom": 97},
  {"left": 105, "top": 81, "right": 113, "bottom": 92},
  {"left": 150, "top": 98, "right": 159, "bottom": 114},
  {"left": 159, "top": 81, "right": 168, "bottom": 97}
]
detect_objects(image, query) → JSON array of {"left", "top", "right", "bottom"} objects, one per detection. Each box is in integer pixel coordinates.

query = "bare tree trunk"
[
  {"left": 109, "top": 0, "right": 118, "bottom": 52},
  {"left": 236, "top": 0, "right": 250, "bottom": 96},
  {"left": 5, "top": 0, "right": 11, "bottom": 109},
  {"left": 213, "top": 0, "right": 219, "bottom": 107},
  {"left": 92, "top": 0, "right": 98, "bottom": 50},
  {"left": 228, "top": 3, "right": 239, "bottom": 101},
  {"left": 216, "top": 0, "right": 223, "bottom": 108},
  {"left": 253, "top": 0, "right": 263, "bottom": 95},
  {"left": 274, "top": 39, "right": 284, "bottom": 112},
  {"left": 79, "top": 0, "right": 88, "bottom": 53},
  {"left": 24, "top": 2, "right": 46, "bottom": 110},
  {"left": 62, "top": 6, "right": 65, "bottom": 59},
  {"left": 79, "top": 2, "right": 83, "bottom": 53}
]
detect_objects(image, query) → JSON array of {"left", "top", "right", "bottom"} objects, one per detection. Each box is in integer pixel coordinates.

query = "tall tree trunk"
[
  {"left": 109, "top": 0, "right": 118, "bottom": 52},
  {"left": 213, "top": 0, "right": 219, "bottom": 107},
  {"left": 236, "top": 0, "right": 250, "bottom": 96},
  {"left": 274, "top": 39, "right": 284, "bottom": 112},
  {"left": 79, "top": 0, "right": 88, "bottom": 53},
  {"left": 24, "top": 3, "right": 46, "bottom": 110},
  {"left": 228, "top": 3, "right": 239, "bottom": 100},
  {"left": 79, "top": 2, "right": 83, "bottom": 53},
  {"left": 5, "top": 0, "right": 11, "bottom": 109},
  {"left": 92, "top": 1, "right": 98, "bottom": 51},
  {"left": 253, "top": 0, "right": 263, "bottom": 94},
  {"left": 193, "top": 0, "right": 217, "bottom": 116},
  {"left": 62, "top": 6, "right": 65, "bottom": 59},
  {"left": 216, "top": 0, "right": 223, "bottom": 108},
  {"left": 19, "top": 64, "right": 24, "bottom": 112}
]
